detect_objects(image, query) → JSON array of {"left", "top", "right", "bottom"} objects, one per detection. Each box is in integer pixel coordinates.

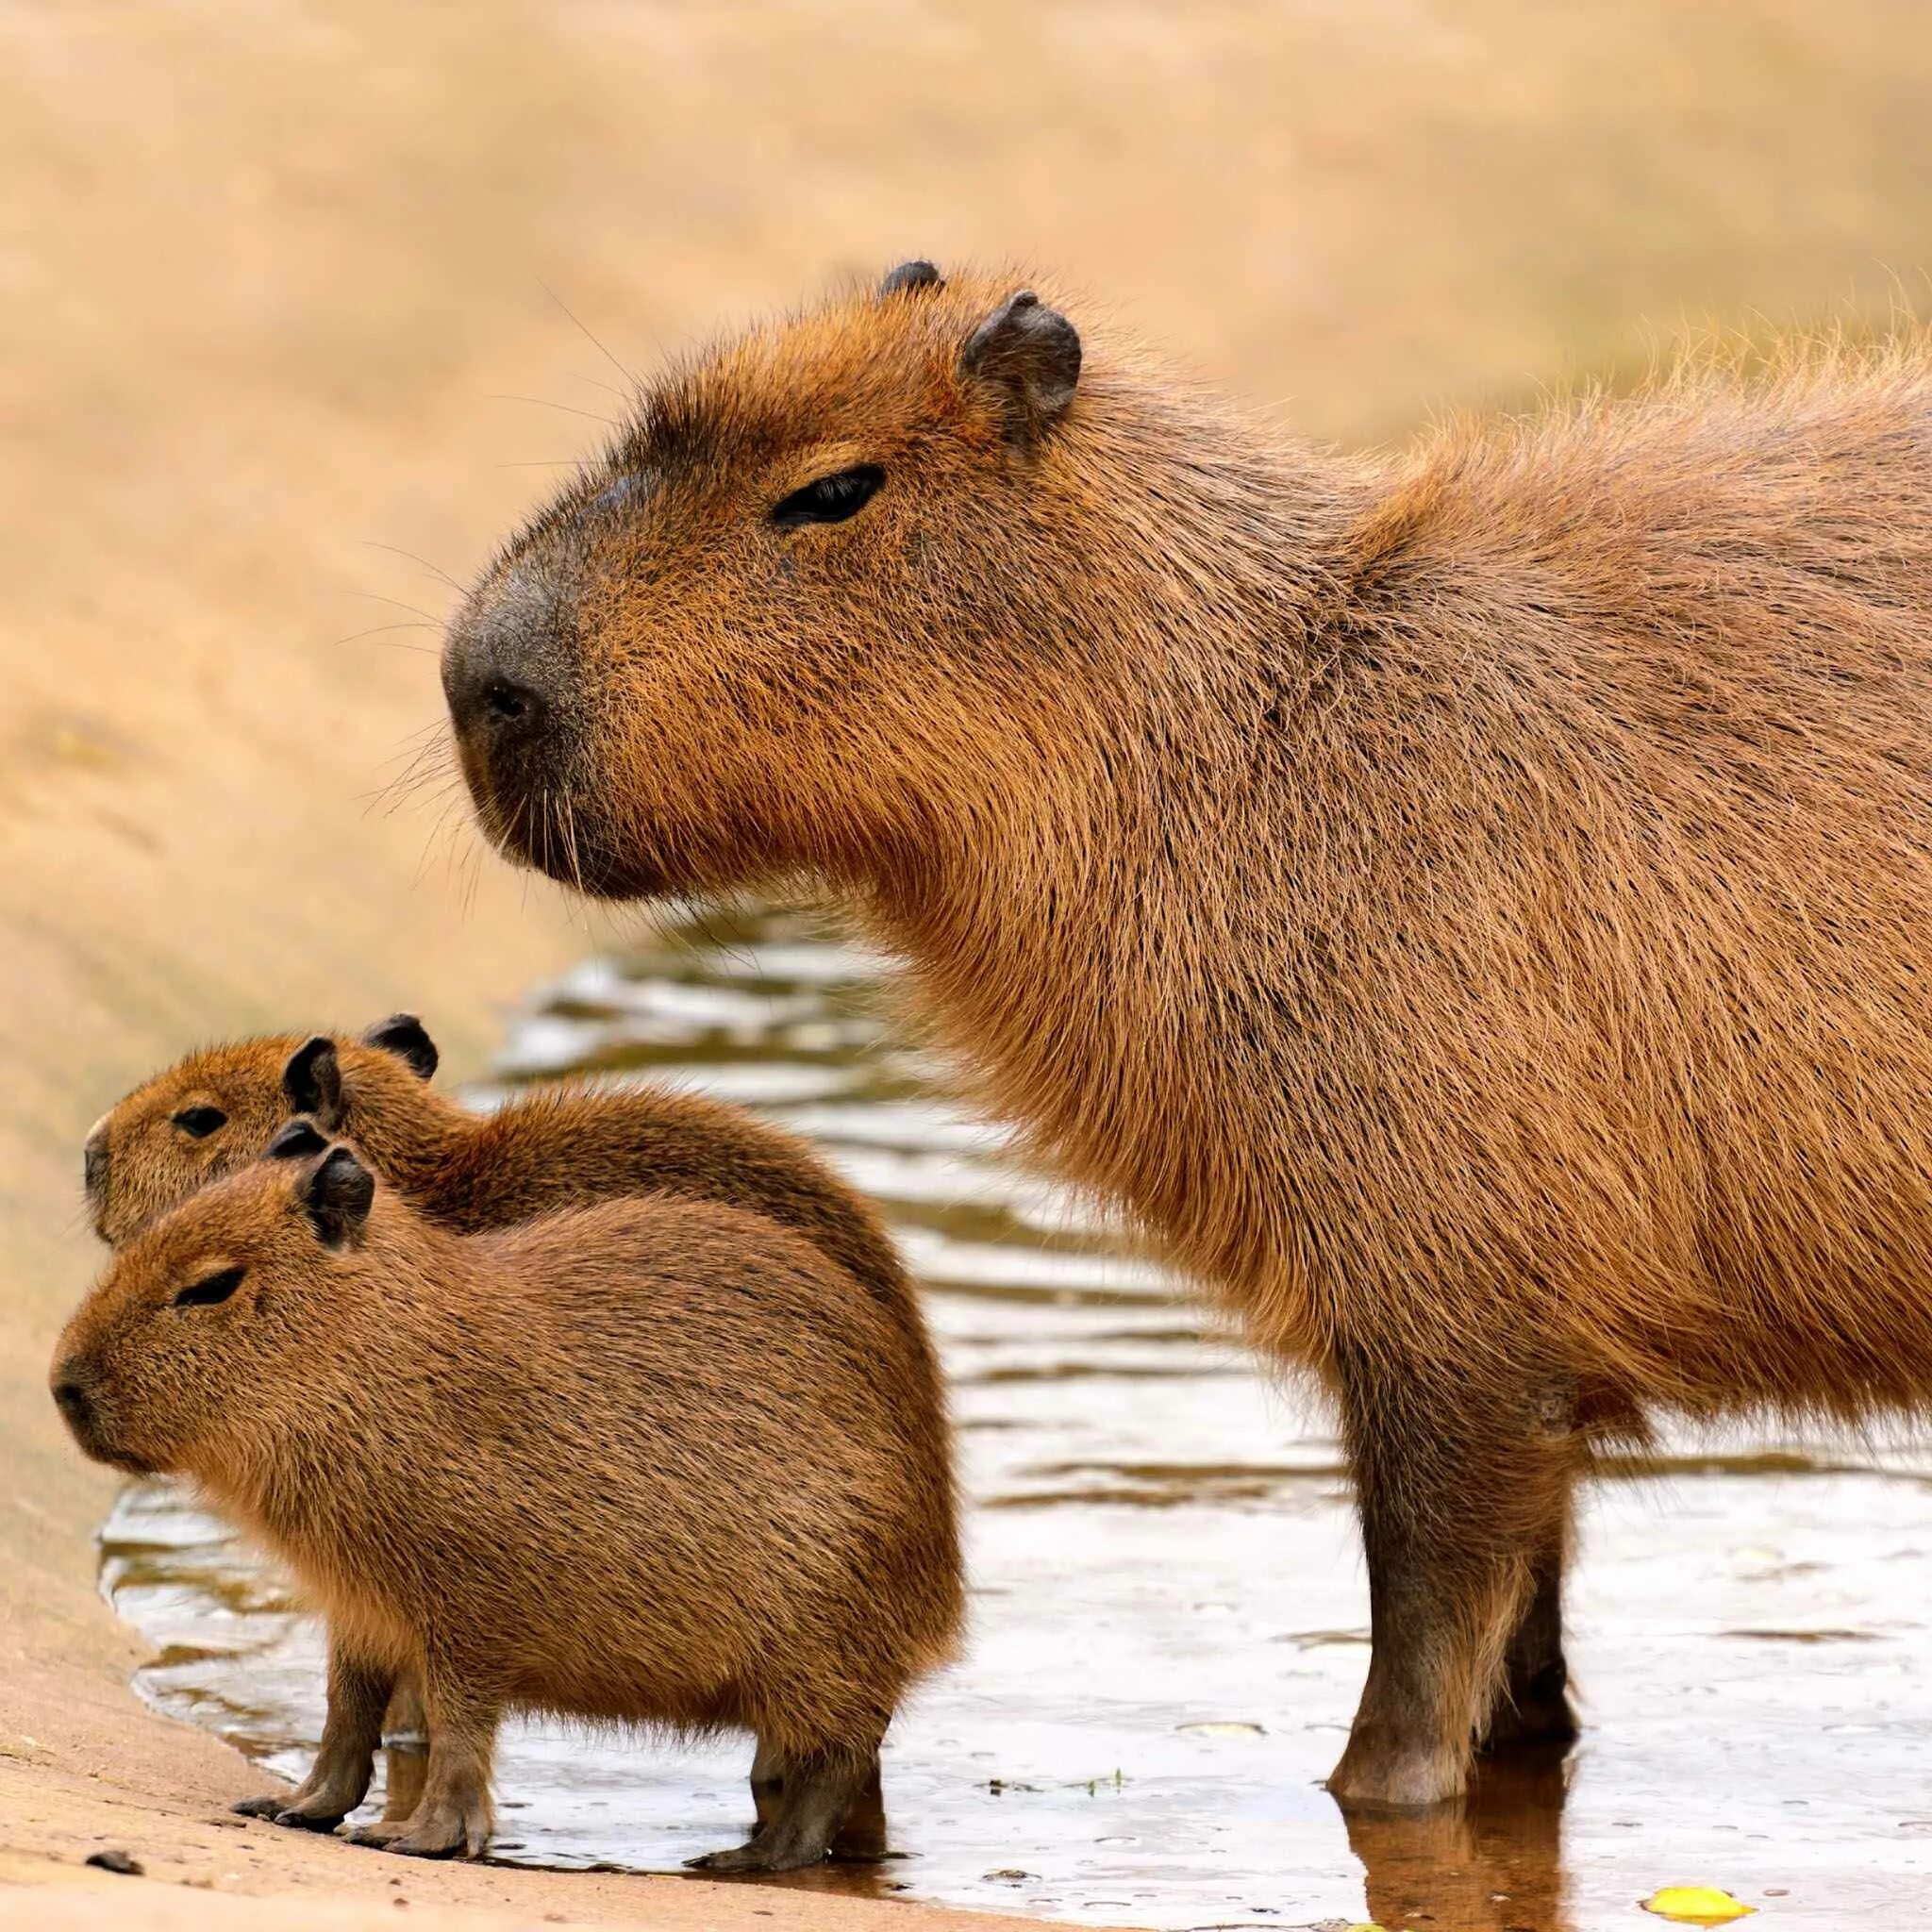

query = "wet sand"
[{"left": 106, "top": 910, "right": 1932, "bottom": 1930}]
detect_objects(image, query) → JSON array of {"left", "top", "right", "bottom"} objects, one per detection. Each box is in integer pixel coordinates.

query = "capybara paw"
[
  {"left": 1480, "top": 1680, "right": 1580, "bottom": 1753},
  {"left": 231, "top": 1793, "right": 291, "bottom": 1820},
  {"left": 1481, "top": 1657, "right": 1579, "bottom": 1752},
  {"left": 270, "top": 1800, "right": 352, "bottom": 1832},
  {"left": 1328, "top": 1732, "right": 1467, "bottom": 1809},
  {"left": 686, "top": 1839, "right": 825, "bottom": 1875}
]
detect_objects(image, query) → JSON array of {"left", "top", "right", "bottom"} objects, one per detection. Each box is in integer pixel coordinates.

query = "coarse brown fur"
[
  {"left": 441, "top": 261, "right": 1932, "bottom": 1808},
  {"left": 85, "top": 1019, "right": 932, "bottom": 1830},
  {"left": 52, "top": 1141, "right": 960, "bottom": 1868},
  {"left": 86, "top": 1020, "right": 913, "bottom": 1329}
]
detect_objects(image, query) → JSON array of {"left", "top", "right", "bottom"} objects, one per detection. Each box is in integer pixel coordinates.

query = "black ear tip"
[
  {"left": 881, "top": 259, "right": 944, "bottom": 297},
  {"left": 266, "top": 1120, "right": 328, "bottom": 1160},
  {"left": 282, "top": 1034, "right": 343, "bottom": 1115},
  {"left": 305, "top": 1143, "right": 375, "bottom": 1244},
  {"left": 362, "top": 1012, "right": 439, "bottom": 1081}
]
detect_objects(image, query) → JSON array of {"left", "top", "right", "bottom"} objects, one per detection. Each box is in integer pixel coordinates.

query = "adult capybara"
[
  {"left": 86, "top": 1013, "right": 912, "bottom": 1326},
  {"left": 440, "top": 258, "right": 1932, "bottom": 1807},
  {"left": 52, "top": 1125, "right": 960, "bottom": 1868}
]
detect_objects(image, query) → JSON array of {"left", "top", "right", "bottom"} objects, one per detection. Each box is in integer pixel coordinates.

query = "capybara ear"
[
  {"left": 362, "top": 1012, "right": 439, "bottom": 1081},
  {"left": 880, "top": 258, "right": 943, "bottom": 297},
  {"left": 959, "top": 290, "right": 1080, "bottom": 441},
  {"left": 282, "top": 1037, "right": 344, "bottom": 1126},
  {"left": 265, "top": 1119, "right": 328, "bottom": 1161},
  {"left": 304, "top": 1146, "right": 375, "bottom": 1249}
]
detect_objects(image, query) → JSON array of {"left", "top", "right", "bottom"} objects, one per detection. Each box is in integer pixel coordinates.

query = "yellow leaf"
[{"left": 1641, "top": 1887, "right": 1757, "bottom": 1924}]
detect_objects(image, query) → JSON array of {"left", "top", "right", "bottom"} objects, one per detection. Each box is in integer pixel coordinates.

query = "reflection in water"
[{"left": 99, "top": 908, "right": 1932, "bottom": 1927}]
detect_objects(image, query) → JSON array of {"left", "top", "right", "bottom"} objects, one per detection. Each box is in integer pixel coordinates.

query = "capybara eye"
[
  {"left": 174, "top": 1265, "right": 244, "bottom": 1308},
  {"left": 770, "top": 465, "right": 884, "bottom": 529},
  {"left": 172, "top": 1107, "right": 227, "bottom": 1139}
]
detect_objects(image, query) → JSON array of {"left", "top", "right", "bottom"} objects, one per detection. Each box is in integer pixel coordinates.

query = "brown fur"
[
  {"left": 87, "top": 1024, "right": 913, "bottom": 1328},
  {"left": 86, "top": 1021, "right": 932, "bottom": 1835},
  {"left": 52, "top": 1141, "right": 960, "bottom": 1867},
  {"left": 441, "top": 262, "right": 1932, "bottom": 1806}
]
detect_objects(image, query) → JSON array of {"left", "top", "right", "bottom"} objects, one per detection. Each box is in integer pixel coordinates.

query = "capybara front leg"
[
  {"left": 349, "top": 1673, "right": 497, "bottom": 1859},
  {"left": 235, "top": 1635, "right": 392, "bottom": 1830},
  {"left": 1328, "top": 1359, "right": 1567, "bottom": 1808},
  {"left": 689, "top": 1741, "right": 880, "bottom": 1874},
  {"left": 1479, "top": 1524, "right": 1578, "bottom": 1751}
]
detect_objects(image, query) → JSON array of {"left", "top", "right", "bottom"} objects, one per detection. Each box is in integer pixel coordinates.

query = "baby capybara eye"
[
  {"left": 770, "top": 465, "right": 884, "bottom": 528},
  {"left": 173, "top": 1265, "right": 244, "bottom": 1308},
  {"left": 171, "top": 1107, "right": 226, "bottom": 1139}
]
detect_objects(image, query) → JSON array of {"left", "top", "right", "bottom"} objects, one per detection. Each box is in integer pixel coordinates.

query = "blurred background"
[{"left": 7, "top": 6, "right": 1932, "bottom": 1926}]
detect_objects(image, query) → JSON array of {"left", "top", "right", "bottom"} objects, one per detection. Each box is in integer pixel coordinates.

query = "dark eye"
[
  {"left": 172, "top": 1107, "right": 226, "bottom": 1139},
  {"left": 175, "top": 1265, "right": 244, "bottom": 1308},
  {"left": 770, "top": 465, "right": 884, "bottom": 529}
]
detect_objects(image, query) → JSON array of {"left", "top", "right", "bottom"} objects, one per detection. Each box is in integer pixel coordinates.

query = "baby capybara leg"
[
  {"left": 1327, "top": 1359, "right": 1574, "bottom": 1808},
  {"left": 349, "top": 1675, "right": 497, "bottom": 1858},
  {"left": 235, "top": 1639, "right": 392, "bottom": 1830},
  {"left": 377, "top": 1673, "right": 430, "bottom": 1824},
  {"left": 1479, "top": 1527, "right": 1578, "bottom": 1752},
  {"left": 689, "top": 1740, "right": 882, "bottom": 1874}
]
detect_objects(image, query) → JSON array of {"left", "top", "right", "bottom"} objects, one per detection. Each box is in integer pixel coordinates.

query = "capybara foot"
[
  {"left": 348, "top": 1803, "right": 486, "bottom": 1858},
  {"left": 1479, "top": 1661, "right": 1579, "bottom": 1753},
  {"left": 687, "top": 1838, "right": 825, "bottom": 1875},
  {"left": 232, "top": 1793, "right": 292, "bottom": 1820},
  {"left": 1328, "top": 1724, "right": 1467, "bottom": 1809},
  {"left": 270, "top": 1797, "right": 357, "bottom": 1832}
]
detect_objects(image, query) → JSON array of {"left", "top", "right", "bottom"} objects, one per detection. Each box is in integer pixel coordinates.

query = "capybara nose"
[
  {"left": 82, "top": 1119, "right": 110, "bottom": 1211},
  {"left": 52, "top": 1375, "right": 93, "bottom": 1438},
  {"left": 441, "top": 576, "right": 570, "bottom": 760},
  {"left": 442, "top": 646, "right": 550, "bottom": 746}
]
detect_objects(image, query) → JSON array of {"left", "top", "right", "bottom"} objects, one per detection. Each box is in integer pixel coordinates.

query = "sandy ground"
[{"left": 4, "top": 4, "right": 1930, "bottom": 1926}]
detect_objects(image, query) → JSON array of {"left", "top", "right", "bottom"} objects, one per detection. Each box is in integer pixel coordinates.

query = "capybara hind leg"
[
  {"left": 236, "top": 1639, "right": 392, "bottom": 1830},
  {"left": 1328, "top": 1361, "right": 1568, "bottom": 1808},
  {"left": 827, "top": 1755, "right": 887, "bottom": 1861},
  {"left": 378, "top": 1672, "right": 430, "bottom": 1824},
  {"left": 749, "top": 1736, "right": 784, "bottom": 1838},
  {"left": 1480, "top": 1528, "right": 1578, "bottom": 1752},
  {"left": 689, "top": 1743, "right": 879, "bottom": 1874},
  {"left": 349, "top": 1678, "right": 497, "bottom": 1859}
]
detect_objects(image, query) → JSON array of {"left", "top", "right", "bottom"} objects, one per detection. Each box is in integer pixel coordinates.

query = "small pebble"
[{"left": 85, "top": 1849, "right": 143, "bottom": 1876}]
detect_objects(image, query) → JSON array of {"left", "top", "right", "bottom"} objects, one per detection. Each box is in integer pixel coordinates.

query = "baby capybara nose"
[
  {"left": 51, "top": 1374, "right": 93, "bottom": 1440},
  {"left": 82, "top": 1120, "right": 109, "bottom": 1214}
]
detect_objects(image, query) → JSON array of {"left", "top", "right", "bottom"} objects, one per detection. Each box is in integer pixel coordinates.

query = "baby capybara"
[
  {"left": 52, "top": 1127, "right": 960, "bottom": 1868},
  {"left": 85, "top": 1013, "right": 931, "bottom": 1829},
  {"left": 442, "top": 258, "right": 1932, "bottom": 1806}
]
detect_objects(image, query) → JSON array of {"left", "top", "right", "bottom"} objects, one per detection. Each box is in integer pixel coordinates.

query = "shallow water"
[{"left": 100, "top": 908, "right": 1932, "bottom": 1929}]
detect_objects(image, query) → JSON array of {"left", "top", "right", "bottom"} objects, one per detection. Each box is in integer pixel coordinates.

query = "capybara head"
[
  {"left": 441, "top": 261, "right": 1127, "bottom": 901},
  {"left": 53, "top": 1128, "right": 377, "bottom": 1477},
  {"left": 84, "top": 1015, "right": 439, "bottom": 1245}
]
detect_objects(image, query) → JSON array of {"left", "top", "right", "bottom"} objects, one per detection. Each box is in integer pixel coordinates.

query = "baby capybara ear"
[
  {"left": 959, "top": 289, "right": 1081, "bottom": 441},
  {"left": 303, "top": 1145, "right": 375, "bottom": 1249},
  {"left": 265, "top": 1119, "right": 328, "bottom": 1161},
  {"left": 281, "top": 1037, "right": 344, "bottom": 1126},
  {"left": 361, "top": 1012, "right": 439, "bottom": 1081}
]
